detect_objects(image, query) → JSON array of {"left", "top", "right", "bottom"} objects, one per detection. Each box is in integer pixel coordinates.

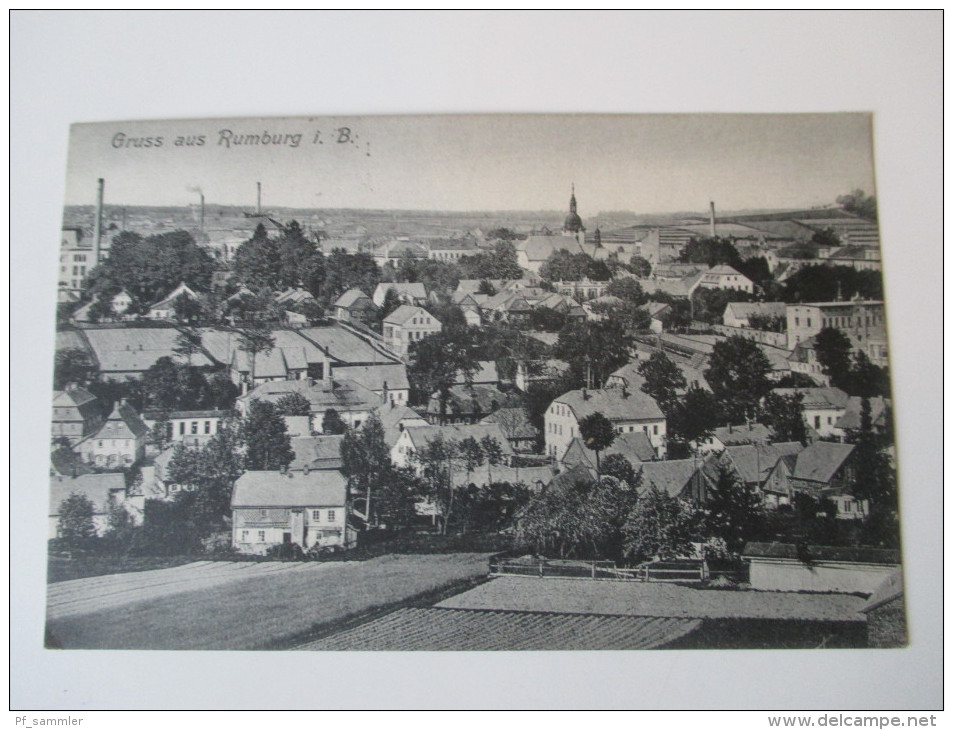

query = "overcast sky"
[{"left": 65, "top": 113, "right": 876, "bottom": 214}]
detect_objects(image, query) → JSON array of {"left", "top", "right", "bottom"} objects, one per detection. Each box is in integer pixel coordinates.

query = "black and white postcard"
[{"left": 45, "top": 113, "right": 905, "bottom": 652}]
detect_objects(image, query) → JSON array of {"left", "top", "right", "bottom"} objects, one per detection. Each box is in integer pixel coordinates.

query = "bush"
[
  {"left": 201, "top": 532, "right": 234, "bottom": 555},
  {"left": 266, "top": 542, "right": 305, "bottom": 560}
]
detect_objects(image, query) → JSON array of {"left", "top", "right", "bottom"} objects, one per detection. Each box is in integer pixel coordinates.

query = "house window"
[
  {"left": 807, "top": 318, "right": 812, "bottom": 327},
  {"left": 191, "top": 421, "right": 198, "bottom": 434},
  {"left": 653, "top": 425, "right": 658, "bottom": 435},
  {"left": 179, "top": 422, "right": 185, "bottom": 435},
  {"left": 795, "top": 317, "right": 800, "bottom": 326},
  {"left": 205, "top": 421, "right": 211, "bottom": 434},
  {"left": 260, "top": 509, "right": 268, "bottom": 517},
  {"left": 241, "top": 530, "right": 249, "bottom": 542},
  {"left": 258, "top": 531, "right": 266, "bottom": 542},
  {"left": 327, "top": 510, "right": 336, "bottom": 522},
  {"left": 814, "top": 416, "right": 821, "bottom": 428},
  {"left": 827, "top": 417, "right": 832, "bottom": 425}
]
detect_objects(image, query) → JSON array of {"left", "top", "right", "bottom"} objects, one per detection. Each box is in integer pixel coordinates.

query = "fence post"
[{"left": 539, "top": 560, "right": 544, "bottom": 578}]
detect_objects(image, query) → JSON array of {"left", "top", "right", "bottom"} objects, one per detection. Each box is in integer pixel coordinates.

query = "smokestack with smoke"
[{"left": 257, "top": 182, "right": 261, "bottom": 214}]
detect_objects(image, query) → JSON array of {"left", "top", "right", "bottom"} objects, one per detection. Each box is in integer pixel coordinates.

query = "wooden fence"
[{"left": 489, "top": 557, "right": 748, "bottom": 584}]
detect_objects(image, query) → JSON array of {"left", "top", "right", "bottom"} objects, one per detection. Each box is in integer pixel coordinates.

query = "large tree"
[
  {"left": 234, "top": 224, "right": 281, "bottom": 291},
  {"left": 236, "top": 326, "right": 276, "bottom": 387},
  {"left": 668, "top": 385, "right": 722, "bottom": 448},
  {"left": 410, "top": 434, "right": 459, "bottom": 534},
  {"left": 782, "top": 264, "right": 883, "bottom": 303},
  {"left": 836, "top": 189, "right": 878, "bottom": 220},
  {"left": 705, "top": 336, "right": 773, "bottom": 425},
  {"left": 56, "top": 493, "right": 98, "bottom": 548},
  {"left": 242, "top": 399, "right": 294, "bottom": 470},
  {"left": 678, "top": 237, "right": 742, "bottom": 269},
  {"left": 555, "top": 319, "right": 634, "bottom": 389},
  {"left": 761, "top": 391, "right": 808, "bottom": 444},
  {"left": 578, "top": 412, "right": 616, "bottom": 481},
  {"left": 638, "top": 351, "right": 686, "bottom": 417},
  {"left": 814, "top": 327, "right": 853, "bottom": 391},
  {"left": 54, "top": 348, "right": 98, "bottom": 389},
  {"left": 339, "top": 413, "right": 391, "bottom": 525},
  {"left": 323, "top": 248, "right": 381, "bottom": 305},
  {"left": 702, "top": 463, "right": 763, "bottom": 553},
  {"left": 88, "top": 230, "right": 214, "bottom": 304},
  {"left": 275, "top": 392, "right": 312, "bottom": 417},
  {"left": 409, "top": 326, "right": 478, "bottom": 418},
  {"left": 276, "top": 220, "right": 324, "bottom": 293},
  {"left": 623, "top": 487, "right": 698, "bottom": 562},
  {"left": 606, "top": 278, "right": 648, "bottom": 306},
  {"left": 167, "top": 421, "right": 245, "bottom": 527}
]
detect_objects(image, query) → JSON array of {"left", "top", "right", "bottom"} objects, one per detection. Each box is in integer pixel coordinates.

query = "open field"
[
  {"left": 436, "top": 575, "right": 868, "bottom": 622},
  {"left": 300, "top": 608, "right": 702, "bottom": 651},
  {"left": 46, "top": 553, "right": 491, "bottom": 650}
]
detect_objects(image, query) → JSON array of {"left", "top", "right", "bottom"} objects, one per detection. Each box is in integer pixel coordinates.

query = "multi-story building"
[
  {"left": 785, "top": 300, "right": 885, "bottom": 351},
  {"left": 76, "top": 400, "right": 149, "bottom": 468},
  {"left": 231, "top": 469, "right": 354, "bottom": 554},
  {"left": 51, "top": 384, "right": 102, "bottom": 444},
  {"left": 141, "top": 409, "right": 232, "bottom": 448},
  {"left": 383, "top": 305, "right": 442, "bottom": 359},
  {"left": 770, "top": 387, "right": 849, "bottom": 439},
  {"left": 544, "top": 387, "right": 666, "bottom": 461},
  {"left": 58, "top": 227, "right": 95, "bottom": 302}
]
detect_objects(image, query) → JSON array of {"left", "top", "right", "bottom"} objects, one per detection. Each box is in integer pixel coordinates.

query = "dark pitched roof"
[
  {"left": 638, "top": 459, "right": 702, "bottom": 499},
  {"left": 334, "top": 288, "right": 373, "bottom": 308},
  {"left": 721, "top": 442, "right": 805, "bottom": 484},
  {"left": 713, "top": 423, "right": 772, "bottom": 446},
  {"left": 792, "top": 441, "right": 855, "bottom": 484}
]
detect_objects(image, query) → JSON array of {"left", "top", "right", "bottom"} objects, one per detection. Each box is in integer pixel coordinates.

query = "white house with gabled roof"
[
  {"left": 544, "top": 387, "right": 667, "bottom": 462},
  {"left": 383, "top": 305, "right": 441, "bottom": 358}
]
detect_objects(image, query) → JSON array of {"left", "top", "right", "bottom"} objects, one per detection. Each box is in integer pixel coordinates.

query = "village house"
[
  {"left": 427, "top": 238, "right": 477, "bottom": 261},
  {"left": 426, "top": 384, "right": 508, "bottom": 425},
  {"left": 231, "top": 469, "right": 354, "bottom": 554},
  {"left": 51, "top": 384, "right": 102, "bottom": 444},
  {"left": 691, "top": 265, "right": 754, "bottom": 295},
  {"left": 372, "top": 282, "right": 428, "bottom": 308},
  {"left": 715, "top": 441, "right": 806, "bottom": 502},
  {"left": 146, "top": 282, "right": 200, "bottom": 320},
  {"left": 332, "top": 288, "right": 378, "bottom": 326},
  {"left": 140, "top": 409, "right": 232, "bottom": 449},
  {"left": 637, "top": 458, "right": 711, "bottom": 503},
  {"left": 479, "top": 408, "right": 539, "bottom": 453},
  {"left": 76, "top": 400, "right": 149, "bottom": 468},
  {"left": 49, "top": 472, "right": 129, "bottom": 539},
  {"left": 229, "top": 346, "right": 309, "bottom": 391},
  {"left": 697, "top": 422, "right": 774, "bottom": 453},
  {"left": 289, "top": 434, "right": 345, "bottom": 472},
  {"left": 722, "top": 301, "right": 787, "bottom": 329},
  {"left": 560, "top": 430, "right": 657, "bottom": 471},
  {"left": 451, "top": 291, "right": 485, "bottom": 327},
  {"left": 544, "top": 387, "right": 666, "bottom": 462},
  {"left": 373, "top": 403, "right": 429, "bottom": 449},
  {"left": 607, "top": 358, "right": 710, "bottom": 394},
  {"left": 455, "top": 361, "right": 500, "bottom": 388},
  {"left": 771, "top": 387, "right": 849, "bottom": 439},
  {"left": 762, "top": 441, "right": 864, "bottom": 518},
  {"left": 835, "top": 396, "right": 891, "bottom": 436},
  {"left": 382, "top": 305, "right": 442, "bottom": 359},
  {"left": 332, "top": 363, "right": 411, "bottom": 406},
  {"left": 236, "top": 377, "right": 382, "bottom": 434},
  {"left": 390, "top": 423, "right": 514, "bottom": 471}
]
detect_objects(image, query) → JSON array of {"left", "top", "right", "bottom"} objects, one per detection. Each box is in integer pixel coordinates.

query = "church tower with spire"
[{"left": 562, "top": 184, "right": 586, "bottom": 246}]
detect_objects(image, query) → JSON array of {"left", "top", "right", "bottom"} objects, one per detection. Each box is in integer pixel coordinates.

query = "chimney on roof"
[
  {"left": 622, "top": 386, "right": 629, "bottom": 399},
  {"left": 728, "top": 423, "right": 733, "bottom": 433},
  {"left": 582, "top": 389, "right": 589, "bottom": 401},
  {"left": 709, "top": 201, "right": 716, "bottom": 238},
  {"left": 256, "top": 182, "right": 262, "bottom": 214},
  {"left": 93, "top": 178, "right": 104, "bottom": 267}
]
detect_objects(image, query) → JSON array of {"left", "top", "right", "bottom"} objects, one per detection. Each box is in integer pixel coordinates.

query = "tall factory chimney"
[
  {"left": 93, "top": 178, "right": 105, "bottom": 265},
  {"left": 200, "top": 193, "right": 205, "bottom": 233},
  {"left": 256, "top": 182, "right": 261, "bottom": 214},
  {"left": 709, "top": 200, "right": 716, "bottom": 238}
]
